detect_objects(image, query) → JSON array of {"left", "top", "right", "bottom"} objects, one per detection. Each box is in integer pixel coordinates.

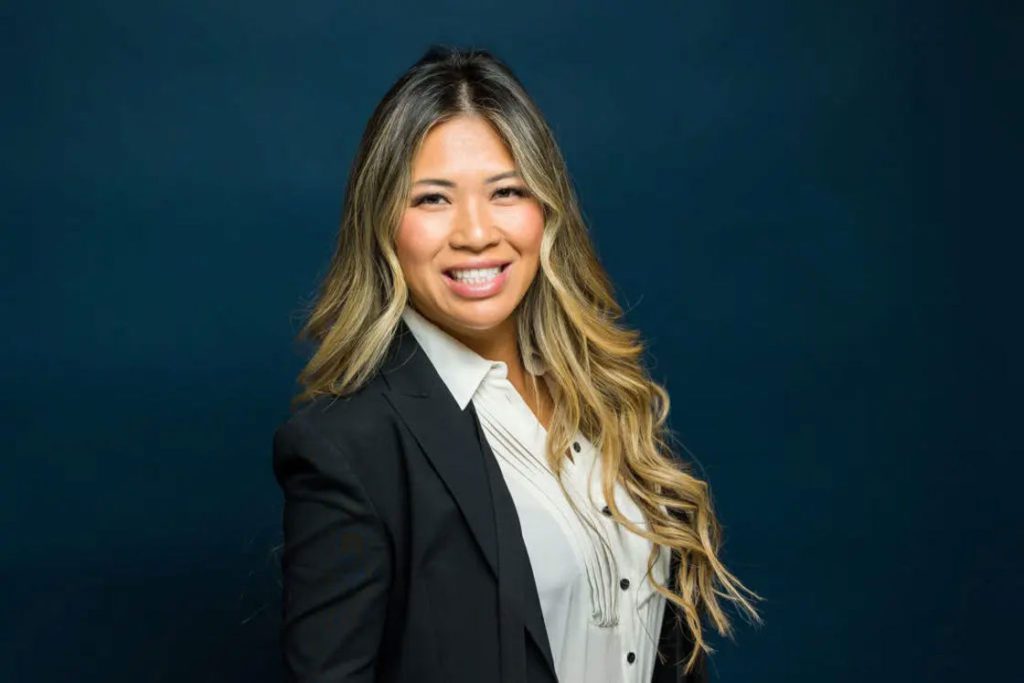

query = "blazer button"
[
  {"left": 602, "top": 505, "right": 611, "bottom": 516},
  {"left": 620, "top": 578, "right": 630, "bottom": 590},
  {"left": 626, "top": 652, "right": 636, "bottom": 664},
  {"left": 573, "top": 441, "right": 581, "bottom": 452}
]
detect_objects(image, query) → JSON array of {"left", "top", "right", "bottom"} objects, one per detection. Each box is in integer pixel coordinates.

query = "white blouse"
[{"left": 402, "top": 304, "right": 671, "bottom": 683}]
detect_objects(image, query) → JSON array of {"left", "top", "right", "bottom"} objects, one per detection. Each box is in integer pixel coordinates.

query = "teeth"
[{"left": 449, "top": 266, "right": 502, "bottom": 283}]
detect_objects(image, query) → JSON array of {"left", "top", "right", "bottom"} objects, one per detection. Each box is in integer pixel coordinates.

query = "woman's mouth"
[{"left": 442, "top": 262, "right": 511, "bottom": 299}]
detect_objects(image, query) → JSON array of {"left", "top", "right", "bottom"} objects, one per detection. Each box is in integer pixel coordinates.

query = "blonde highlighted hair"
[{"left": 290, "top": 44, "right": 763, "bottom": 673}]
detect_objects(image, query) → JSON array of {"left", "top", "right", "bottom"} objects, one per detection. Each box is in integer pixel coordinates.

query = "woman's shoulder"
[
  {"left": 273, "top": 375, "right": 404, "bottom": 480},
  {"left": 271, "top": 375, "right": 408, "bottom": 541}
]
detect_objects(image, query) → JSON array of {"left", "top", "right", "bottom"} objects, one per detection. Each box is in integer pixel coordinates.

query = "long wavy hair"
[{"left": 289, "top": 44, "right": 763, "bottom": 673}]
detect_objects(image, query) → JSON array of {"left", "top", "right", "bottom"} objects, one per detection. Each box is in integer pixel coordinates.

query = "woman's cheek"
[{"left": 397, "top": 215, "right": 438, "bottom": 262}]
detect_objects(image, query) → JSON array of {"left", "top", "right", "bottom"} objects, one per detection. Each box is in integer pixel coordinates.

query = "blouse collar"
[{"left": 401, "top": 303, "right": 547, "bottom": 411}]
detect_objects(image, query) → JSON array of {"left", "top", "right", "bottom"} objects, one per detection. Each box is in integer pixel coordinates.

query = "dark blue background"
[{"left": 3, "top": 1, "right": 1019, "bottom": 680}]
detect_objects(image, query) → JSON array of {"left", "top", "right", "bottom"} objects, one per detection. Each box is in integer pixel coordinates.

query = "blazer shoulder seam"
[{"left": 288, "top": 411, "right": 394, "bottom": 547}]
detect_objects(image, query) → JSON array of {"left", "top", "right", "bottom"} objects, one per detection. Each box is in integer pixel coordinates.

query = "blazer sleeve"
[{"left": 272, "top": 413, "right": 393, "bottom": 683}]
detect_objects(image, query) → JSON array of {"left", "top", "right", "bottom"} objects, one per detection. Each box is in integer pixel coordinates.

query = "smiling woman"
[
  {"left": 397, "top": 115, "right": 545, "bottom": 338},
  {"left": 273, "top": 44, "right": 763, "bottom": 683}
]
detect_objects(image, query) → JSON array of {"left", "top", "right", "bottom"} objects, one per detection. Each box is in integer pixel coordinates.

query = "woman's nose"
[{"left": 451, "top": 201, "right": 500, "bottom": 247}]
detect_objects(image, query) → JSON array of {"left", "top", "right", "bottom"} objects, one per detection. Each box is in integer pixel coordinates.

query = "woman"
[{"left": 272, "top": 45, "right": 762, "bottom": 683}]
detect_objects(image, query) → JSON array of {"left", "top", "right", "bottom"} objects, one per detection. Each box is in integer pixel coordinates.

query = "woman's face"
[{"left": 397, "top": 114, "right": 545, "bottom": 341}]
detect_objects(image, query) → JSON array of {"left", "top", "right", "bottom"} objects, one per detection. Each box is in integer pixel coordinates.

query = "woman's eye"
[
  {"left": 494, "top": 186, "right": 527, "bottom": 199},
  {"left": 412, "top": 193, "right": 446, "bottom": 207}
]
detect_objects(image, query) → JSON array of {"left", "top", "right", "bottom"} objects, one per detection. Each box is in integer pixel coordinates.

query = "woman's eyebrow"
[{"left": 412, "top": 170, "right": 520, "bottom": 187}]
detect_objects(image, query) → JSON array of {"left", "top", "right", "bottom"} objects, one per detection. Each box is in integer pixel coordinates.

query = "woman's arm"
[{"left": 272, "top": 413, "right": 393, "bottom": 683}]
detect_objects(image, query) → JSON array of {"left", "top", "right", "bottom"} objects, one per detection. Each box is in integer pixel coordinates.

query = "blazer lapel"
[
  {"left": 471, "top": 399, "right": 558, "bottom": 681},
  {"left": 380, "top": 319, "right": 558, "bottom": 683}
]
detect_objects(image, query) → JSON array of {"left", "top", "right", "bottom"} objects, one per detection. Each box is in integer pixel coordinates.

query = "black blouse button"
[
  {"left": 602, "top": 505, "right": 611, "bottom": 516},
  {"left": 626, "top": 651, "right": 636, "bottom": 664},
  {"left": 620, "top": 578, "right": 630, "bottom": 590},
  {"left": 572, "top": 441, "right": 581, "bottom": 452}
]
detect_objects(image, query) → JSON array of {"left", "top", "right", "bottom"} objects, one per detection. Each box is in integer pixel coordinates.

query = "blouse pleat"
[{"left": 475, "top": 388, "right": 622, "bottom": 627}]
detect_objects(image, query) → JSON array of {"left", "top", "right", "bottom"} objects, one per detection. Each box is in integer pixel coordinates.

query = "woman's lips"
[
  {"left": 442, "top": 261, "right": 510, "bottom": 276},
  {"left": 442, "top": 262, "right": 511, "bottom": 299}
]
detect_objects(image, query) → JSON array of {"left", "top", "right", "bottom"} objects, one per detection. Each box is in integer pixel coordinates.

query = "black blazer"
[{"left": 272, "top": 319, "right": 708, "bottom": 682}]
